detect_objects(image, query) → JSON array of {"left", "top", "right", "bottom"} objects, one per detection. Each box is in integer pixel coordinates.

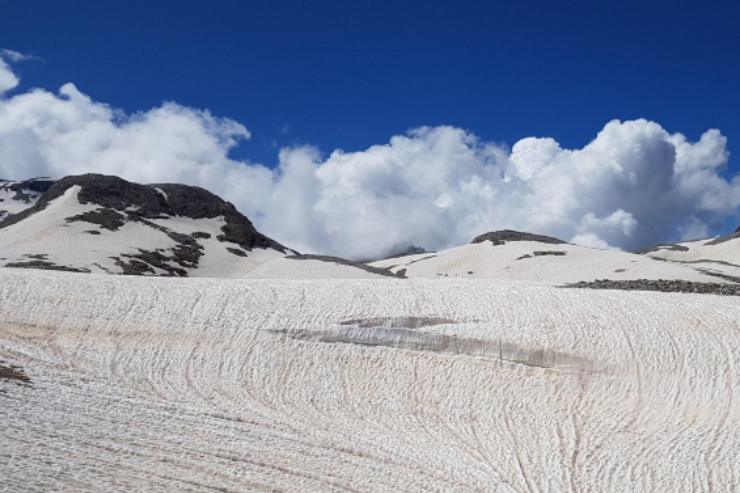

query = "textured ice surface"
[{"left": 1, "top": 269, "right": 739, "bottom": 491}]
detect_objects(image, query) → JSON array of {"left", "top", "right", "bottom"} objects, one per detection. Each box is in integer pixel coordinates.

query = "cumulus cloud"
[
  {"left": 0, "top": 58, "right": 738, "bottom": 259},
  {"left": 0, "top": 52, "right": 20, "bottom": 95}
]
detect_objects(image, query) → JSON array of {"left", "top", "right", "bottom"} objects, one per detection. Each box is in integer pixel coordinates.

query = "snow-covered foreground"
[{"left": 1, "top": 269, "right": 739, "bottom": 492}]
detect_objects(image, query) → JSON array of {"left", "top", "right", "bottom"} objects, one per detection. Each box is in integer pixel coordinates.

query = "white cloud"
[
  {"left": 570, "top": 233, "right": 614, "bottom": 251},
  {"left": 677, "top": 215, "right": 710, "bottom": 241},
  {"left": 0, "top": 58, "right": 738, "bottom": 259},
  {"left": 0, "top": 49, "right": 41, "bottom": 96},
  {"left": 0, "top": 54, "right": 20, "bottom": 95},
  {"left": 1, "top": 49, "right": 33, "bottom": 63}
]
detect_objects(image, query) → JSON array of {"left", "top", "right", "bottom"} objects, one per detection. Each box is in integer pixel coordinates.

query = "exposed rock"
[
  {"left": 0, "top": 178, "right": 56, "bottom": 203},
  {"left": 635, "top": 243, "right": 689, "bottom": 254},
  {"left": 0, "top": 361, "right": 31, "bottom": 385},
  {"left": 533, "top": 250, "right": 566, "bottom": 257},
  {"left": 0, "top": 178, "right": 56, "bottom": 221},
  {"left": 564, "top": 279, "right": 740, "bottom": 296},
  {"left": 112, "top": 257, "right": 155, "bottom": 275},
  {"left": 226, "top": 247, "right": 248, "bottom": 257},
  {"left": 693, "top": 269, "right": 740, "bottom": 284},
  {"left": 115, "top": 249, "right": 189, "bottom": 277},
  {"left": 191, "top": 232, "right": 211, "bottom": 239},
  {"left": 66, "top": 209, "right": 127, "bottom": 231},
  {"left": 4, "top": 260, "right": 90, "bottom": 273},
  {"left": 287, "top": 254, "right": 405, "bottom": 278},
  {"left": 339, "top": 316, "right": 457, "bottom": 328},
  {"left": 517, "top": 250, "right": 566, "bottom": 260},
  {"left": 471, "top": 230, "right": 565, "bottom": 245},
  {"left": 679, "top": 259, "right": 740, "bottom": 268}
]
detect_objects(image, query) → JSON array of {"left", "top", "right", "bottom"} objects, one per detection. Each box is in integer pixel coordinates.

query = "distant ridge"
[
  {"left": 0, "top": 174, "right": 287, "bottom": 252},
  {"left": 0, "top": 174, "right": 404, "bottom": 279}
]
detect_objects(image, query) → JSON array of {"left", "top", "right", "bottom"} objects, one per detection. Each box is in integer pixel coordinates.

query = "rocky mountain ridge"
[{"left": 0, "top": 174, "right": 296, "bottom": 276}]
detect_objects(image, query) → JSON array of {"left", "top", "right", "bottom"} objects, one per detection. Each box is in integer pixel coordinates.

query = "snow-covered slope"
[
  {"left": 2, "top": 176, "right": 737, "bottom": 283},
  {"left": 370, "top": 230, "right": 729, "bottom": 283},
  {"left": 0, "top": 177, "right": 55, "bottom": 220},
  {"left": 640, "top": 229, "right": 740, "bottom": 282},
  {"left": 1, "top": 268, "right": 739, "bottom": 491},
  {"left": 0, "top": 174, "right": 292, "bottom": 277},
  {"left": 0, "top": 174, "right": 392, "bottom": 279}
]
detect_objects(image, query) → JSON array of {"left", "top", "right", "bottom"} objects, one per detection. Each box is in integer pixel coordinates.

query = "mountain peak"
[
  {"left": 2, "top": 173, "right": 286, "bottom": 252},
  {"left": 0, "top": 174, "right": 292, "bottom": 276}
]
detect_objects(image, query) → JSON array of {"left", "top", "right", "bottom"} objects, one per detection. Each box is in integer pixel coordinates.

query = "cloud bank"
[{"left": 1, "top": 51, "right": 738, "bottom": 259}]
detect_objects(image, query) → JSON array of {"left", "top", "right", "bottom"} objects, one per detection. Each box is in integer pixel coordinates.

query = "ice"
[{"left": 1, "top": 268, "right": 739, "bottom": 491}]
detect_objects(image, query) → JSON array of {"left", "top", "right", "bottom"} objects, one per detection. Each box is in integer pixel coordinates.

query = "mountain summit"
[{"left": 0, "top": 174, "right": 291, "bottom": 276}]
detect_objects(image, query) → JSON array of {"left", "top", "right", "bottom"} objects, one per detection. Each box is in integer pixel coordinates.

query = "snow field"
[
  {"left": 1, "top": 268, "right": 739, "bottom": 491},
  {"left": 647, "top": 237, "right": 740, "bottom": 267}
]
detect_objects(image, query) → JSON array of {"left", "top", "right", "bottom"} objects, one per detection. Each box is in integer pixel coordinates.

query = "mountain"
[
  {"left": 0, "top": 174, "right": 393, "bottom": 279},
  {"left": 0, "top": 178, "right": 56, "bottom": 220},
  {"left": 369, "top": 229, "right": 731, "bottom": 284},
  {"left": 2, "top": 175, "right": 738, "bottom": 284}
]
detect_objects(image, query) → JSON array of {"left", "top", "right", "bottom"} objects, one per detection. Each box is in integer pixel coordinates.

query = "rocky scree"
[{"left": 565, "top": 279, "right": 740, "bottom": 296}]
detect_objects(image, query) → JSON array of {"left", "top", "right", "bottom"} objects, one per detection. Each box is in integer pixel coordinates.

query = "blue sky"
[
  {"left": 3, "top": 0, "right": 739, "bottom": 170},
  {"left": 1, "top": 1, "right": 739, "bottom": 256}
]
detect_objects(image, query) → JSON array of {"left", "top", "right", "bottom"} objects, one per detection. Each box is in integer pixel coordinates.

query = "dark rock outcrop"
[
  {"left": 565, "top": 279, "right": 740, "bottom": 296},
  {"left": 517, "top": 250, "right": 567, "bottom": 260},
  {"left": 635, "top": 243, "right": 690, "bottom": 254},
  {"left": 226, "top": 247, "right": 248, "bottom": 257},
  {"left": 533, "top": 250, "right": 566, "bottom": 257},
  {"left": 0, "top": 361, "right": 31, "bottom": 385},
  {"left": 471, "top": 230, "right": 565, "bottom": 246},
  {"left": 66, "top": 209, "right": 127, "bottom": 231},
  {"left": 0, "top": 178, "right": 56, "bottom": 203},
  {"left": 4, "top": 260, "right": 91, "bottom": 273}
]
